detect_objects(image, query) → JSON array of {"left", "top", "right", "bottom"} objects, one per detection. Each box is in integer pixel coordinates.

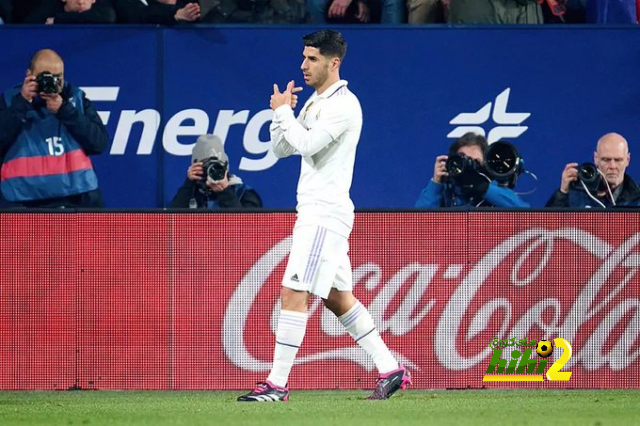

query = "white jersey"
[{"left": 270, "top": 80, "right": 362, "bottom": 238}]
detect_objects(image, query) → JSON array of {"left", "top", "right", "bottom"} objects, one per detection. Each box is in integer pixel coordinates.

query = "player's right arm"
[
  {"left": 270, "top": 120, "right": 298, "bottom": 158},
  {"left": 269, "top": 81, "right": 303, "bottom": 159}
]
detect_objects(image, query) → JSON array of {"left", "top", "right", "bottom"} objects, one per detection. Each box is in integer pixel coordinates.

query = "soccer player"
[{"left": 237, "top": 29, "right": 411, "bottom": 403}]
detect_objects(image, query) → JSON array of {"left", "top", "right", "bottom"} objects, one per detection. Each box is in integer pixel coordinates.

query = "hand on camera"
[
  {"left": 40, "top": 93, "right": 63, "bottom": 114},
  {"left": 560, "top": 162, "right": 579, "bottom": 194},
  {"left": 188, "top": 162, "right": 204, "bottom": 181},
  {"left": 433, "top": 155, "right": 448, "bottom": 183},
  {"left": 20, "top": 72, "right": 38, "bottom": 103},
  {"left": 207, "top": 172, "right": 229, "bottom": 193}
]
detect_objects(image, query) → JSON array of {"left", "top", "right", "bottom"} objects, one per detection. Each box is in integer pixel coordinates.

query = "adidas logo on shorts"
[{"left": 290, "top": 274, "right": 299, "bottom": 282}]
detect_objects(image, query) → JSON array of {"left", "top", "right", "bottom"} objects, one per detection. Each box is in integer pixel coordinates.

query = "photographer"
[
  {"left": 415, "top": 132, "right": 530, "bottom": 208},
  {"left": 169, "top": 134, "right": 262, "bottom": 209},
  {"left": 0, "top": 49, "right": 108, "bottom": 208},
  {"left": 546, "top": 133, "right": 640, "bottom": 208}
]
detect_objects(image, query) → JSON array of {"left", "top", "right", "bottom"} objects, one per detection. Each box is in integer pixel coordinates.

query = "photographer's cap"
[{"left": 192, "top": 134, "right": 228, "bottom": 164}]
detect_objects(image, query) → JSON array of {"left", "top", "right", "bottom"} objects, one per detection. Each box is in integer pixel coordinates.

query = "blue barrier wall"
[{"left": 1, "top": 26, "right": 639, "bottom": 208}]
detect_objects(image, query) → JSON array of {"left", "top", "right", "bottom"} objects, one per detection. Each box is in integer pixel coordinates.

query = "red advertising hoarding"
[{"left": 1, "top": 212, "right": 638, "bottom": 390}]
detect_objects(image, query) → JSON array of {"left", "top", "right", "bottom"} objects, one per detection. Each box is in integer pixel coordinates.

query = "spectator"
[
  {"left": 199, "top": 0, "right": 305, "bottom": 23},
  {"left": 0, "top": 49, "right": 108, "bottom": 208},
  {"left": 110, "top": 0, "right": 200, "bottom": 24},
  {"left": 0, "top": 0, "right": 11, "bottom": 23},
  {"left": 408, "top": 0, "right": 443, "bottom": 24},
  {"left": 415, "top": 132, "right": 530, "bottom": 207},
  {"left": 10, "top": 0, "right": 42, "bottom": 23},
  {"left": 307, "top": 0, "right": 404, "bottom": 23},
  {"left": 546, "top": 133, "right": 640, "bottom": 208},
  {"left": 448, "top": 0, "right": 543, "bottom": 24},
  {"left": 169, "top": 134, "right": 262, "bottom": 209},
  {"left": 23, "top": 0, "right": 116, "bottom": 24}
]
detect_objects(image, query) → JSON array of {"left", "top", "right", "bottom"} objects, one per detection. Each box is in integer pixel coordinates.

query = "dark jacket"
[
  {"left": 169, "top": 175, "right": 262, "bottom": 209},
  {"left": 110, "top": 0, "right": 194, "bottom": 25},
  {"left": 448, "top": 0, "right": 543, "bottom": 24},
  {"left": 23, "top": 0, "right": 116, "bottom": 24},
  {"left": 0, "top": 82, "right": 109, "bottom": 208},
  {"left": 546, "top": 174, "right": 640, "bottom": 208},
  {"left": 0, "top": 0, "right": 11, "bottom": 23},
  {"left": 9, "top": 0, "right": 41, "bottom": 23},
  {"left": 415, "top": 179, "right": 530, "bottom": 208}
]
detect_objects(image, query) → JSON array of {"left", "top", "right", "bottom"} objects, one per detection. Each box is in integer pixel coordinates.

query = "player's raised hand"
[
  {"left": 287, "top": 80, "right": 303, "bottom": 109},
  {"left": 270, "top": 81, "right": 298, "bottom": 111}
]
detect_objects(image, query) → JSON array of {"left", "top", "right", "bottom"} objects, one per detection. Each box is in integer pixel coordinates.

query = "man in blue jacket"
[
  {"left": 0, "top": 49, "right": 109, "bottom": 208},
  {"left": 415, "top": 132, "right": 530, "bottom": 208},
  {"left": 546, "top": 133, "right": 640, "bottom": 208}
]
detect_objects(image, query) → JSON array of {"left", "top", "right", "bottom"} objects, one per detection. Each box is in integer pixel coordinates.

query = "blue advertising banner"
[{"left": 1, "top": 26, "right": 639, "bottom": 208}]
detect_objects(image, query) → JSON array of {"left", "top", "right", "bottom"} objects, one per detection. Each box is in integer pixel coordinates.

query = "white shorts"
[{"left": 282, "top": 225, "right": 353, "bottom": 299}]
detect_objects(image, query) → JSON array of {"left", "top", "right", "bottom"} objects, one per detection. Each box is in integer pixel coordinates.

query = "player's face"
[
  {"left": 457, "top": 145, "right": 484, "bottom": 165},
  {"left": 300, "top": 46, "right": 331, "bottom": 89}
]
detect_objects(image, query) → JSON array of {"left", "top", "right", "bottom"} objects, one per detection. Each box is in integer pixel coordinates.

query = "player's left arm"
[{"left": 274, "top": 101, "right": 352, "bottom": 157}]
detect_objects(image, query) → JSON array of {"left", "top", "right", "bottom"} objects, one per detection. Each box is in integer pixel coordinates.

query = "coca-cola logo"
[{"left": 223, "top": 228, "right": 640, "bottom": 373}]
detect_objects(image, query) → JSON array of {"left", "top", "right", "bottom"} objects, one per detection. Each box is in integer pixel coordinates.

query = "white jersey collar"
[{"left": 316, "top": 80, "right": 348, "bottom": 99}]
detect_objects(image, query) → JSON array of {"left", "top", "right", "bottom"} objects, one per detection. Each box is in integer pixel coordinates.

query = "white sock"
[
  {"left": 266, "top": 310, "right": 308, "bottom": 388},
  {"left": 338, "top": 301, "right": 399, "bottom": 374}
]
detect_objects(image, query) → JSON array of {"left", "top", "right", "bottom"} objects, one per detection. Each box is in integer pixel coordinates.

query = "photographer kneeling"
[
  {"left": 546, "top": 133, "right": 640, "bottom": 208},
  {"left": 169, "top": 134, "right": 262, "bottom": 209},
  {"left": 415, "top": 132, "right": 530, "bottom": 208}
]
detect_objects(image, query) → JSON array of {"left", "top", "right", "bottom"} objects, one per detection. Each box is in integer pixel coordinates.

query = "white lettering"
[
  {"left": 211, "top": 110, "right": 249, "bottom": 142},
  {"left": 163, "top": 109, "right": 210, "bottom": 156},
  {"left": 239, "top": 109, "right": 278, "bottom": 172},
  {"left": 111, "top": 109, "right": 161, "bottom": 155}
]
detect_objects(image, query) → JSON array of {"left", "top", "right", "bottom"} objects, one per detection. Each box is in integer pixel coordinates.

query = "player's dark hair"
[{"left": 302, "top": 30, "right": 347, "bottom": 61}]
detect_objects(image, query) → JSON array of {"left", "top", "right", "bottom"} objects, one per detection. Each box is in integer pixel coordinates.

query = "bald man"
[
  {"left": 0, "top": 49, "right": 108, "bottom": 208},
  {"left": 546, "top": 133, "right": 640, "bottom": 208}
]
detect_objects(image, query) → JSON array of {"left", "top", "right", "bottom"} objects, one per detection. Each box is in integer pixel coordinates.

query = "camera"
[
  {"left": 201, "top": 156, "right": 228, "bottom": 183},
  {"left": 574, "top": 162, "right": 601, "bottom": 192},
  {"left": 35, "top": 72, "right": 60, "bottom": 94},
  {"left": 446, "top": 154, "right": 480, "bottom": 178},
  {"left": 484, "top": 141, "right": 524, "bottom": 189},
  {"left": 445, "top": 154, "right": 484, "bottom": 185}
]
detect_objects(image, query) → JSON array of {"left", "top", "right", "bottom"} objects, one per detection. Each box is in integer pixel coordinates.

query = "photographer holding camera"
[
  {"left": 546, "top": 133, "right": 640, "bottom": 208},
  {"left": 169, "top": 134, "right": 262, "bottom": 209},
  {"left": 0, "top": 49, "right": 108, "bottom": 208},
  {"left": 415, "top": 132, "right": 530, "bottom": 208}
]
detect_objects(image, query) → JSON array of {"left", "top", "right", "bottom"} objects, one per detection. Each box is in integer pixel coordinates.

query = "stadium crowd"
[{"left": 0, "top": 0, "right": 638, "bottom": 25}]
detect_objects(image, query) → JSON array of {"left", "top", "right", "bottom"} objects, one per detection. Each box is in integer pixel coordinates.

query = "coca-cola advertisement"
[{"left": 0, "top": 212, "right": 638, "bottom": 390}]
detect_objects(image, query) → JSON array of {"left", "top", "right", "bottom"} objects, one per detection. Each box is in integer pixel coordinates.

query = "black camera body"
[
  {"left": 201, "top": 156, "right": 228, "bottom": 183},
  {"left": 573, "top": 162, "right": 602, "bottom": 192},
  {"left": 445, "top": 154, "right": 483, "bottom": 185},
  {"left": 36, "top": 72, "right": 61, "bottom": 94}
]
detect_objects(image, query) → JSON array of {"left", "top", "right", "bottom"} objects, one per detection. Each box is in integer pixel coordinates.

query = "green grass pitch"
[{"left": 1, "top": 390, "right": 638, "bottom": 426}]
